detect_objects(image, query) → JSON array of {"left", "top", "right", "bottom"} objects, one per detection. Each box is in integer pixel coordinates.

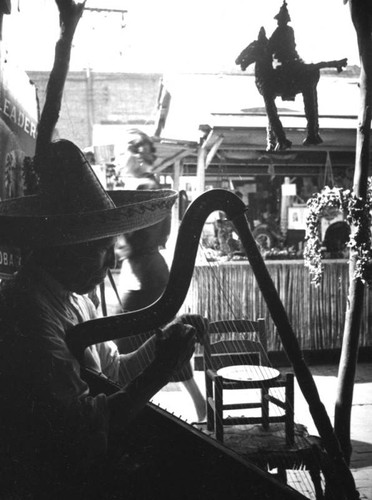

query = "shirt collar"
[{"left": 19, "top": 261, "right": 72, "bottom": 301}]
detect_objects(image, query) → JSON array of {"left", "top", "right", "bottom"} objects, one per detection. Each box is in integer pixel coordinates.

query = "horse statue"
[{"left": 235, "top": 27, "right": 348, "bottom": 152}]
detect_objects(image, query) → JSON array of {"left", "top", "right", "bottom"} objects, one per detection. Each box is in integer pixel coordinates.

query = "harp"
[{"left": 66, "top": 189, "right": 358, "bottom": 500}]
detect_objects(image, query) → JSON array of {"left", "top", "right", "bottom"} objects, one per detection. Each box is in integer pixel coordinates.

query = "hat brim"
[{"left": 0, "top": 189, "right": 177, "bottom": 248}]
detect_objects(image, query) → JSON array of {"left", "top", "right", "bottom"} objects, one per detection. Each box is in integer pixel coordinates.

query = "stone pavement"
[{"left": 151, "top": 362, "right": 372, "bottom": 500}]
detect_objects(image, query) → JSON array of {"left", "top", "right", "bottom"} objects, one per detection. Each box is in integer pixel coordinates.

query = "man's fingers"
[
  {"left": 177, "top": 315, "right": 209, "bottom": 341},
  {"left": 179, "top": 315, "right": 209, "bottom": 345},
  {"left": 157, "top": 323, "right": 195, "bottom": 341}
]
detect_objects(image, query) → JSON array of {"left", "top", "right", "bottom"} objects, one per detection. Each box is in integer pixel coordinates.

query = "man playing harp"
[{"left": 0, "top": 139, "right": 206, "bottom": 499}]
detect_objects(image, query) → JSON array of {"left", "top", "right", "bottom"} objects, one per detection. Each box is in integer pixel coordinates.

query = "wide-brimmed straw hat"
[{"left": 0, "top": 139, "right": 177, "bottom": 248}]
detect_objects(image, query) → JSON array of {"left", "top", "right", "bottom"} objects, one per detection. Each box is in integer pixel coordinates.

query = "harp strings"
[
  {"left": 102, "top": 218, "right": 317, "bottom": 498},
  {"left": 67, "top": 189, "right": 356, "bottom": 500}
]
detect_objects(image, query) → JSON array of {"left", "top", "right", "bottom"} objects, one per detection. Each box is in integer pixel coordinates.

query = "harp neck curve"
[{"left": 66, "top": 189, "right": 245, "bottom": 361}]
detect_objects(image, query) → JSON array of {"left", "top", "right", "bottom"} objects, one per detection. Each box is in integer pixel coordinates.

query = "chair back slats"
[
  {"left": 204, "top": 318, "right": 270, "bottom": 368},
  {"left": 205, "top": 350, "right": 261, "bottom": 371}
]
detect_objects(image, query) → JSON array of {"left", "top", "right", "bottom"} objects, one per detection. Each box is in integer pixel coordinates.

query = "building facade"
[{"left": 27, "top": 70, "right": 162, "bottom": 150}]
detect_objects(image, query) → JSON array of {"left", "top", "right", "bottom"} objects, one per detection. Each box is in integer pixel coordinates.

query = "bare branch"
[{"left": 35, "top": 0, "right": 86, "bottom": 160}]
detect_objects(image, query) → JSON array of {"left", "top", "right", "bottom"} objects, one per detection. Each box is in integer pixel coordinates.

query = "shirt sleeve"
[
  {"left": 95, "top": 335, "right": 157, "bottom": 388},
  {"left": 6, "top": 298, "right": 111, "bottom": 466}
]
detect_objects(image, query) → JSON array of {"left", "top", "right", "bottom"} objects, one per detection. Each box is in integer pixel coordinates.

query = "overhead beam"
[
  {"left": 153, "top": 150, "right": 191, "bottom": 173},
  {"left": 84, "top": 7, "right": 127, "bottom": 13}
]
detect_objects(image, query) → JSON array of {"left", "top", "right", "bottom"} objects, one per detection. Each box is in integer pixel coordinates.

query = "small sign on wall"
[
  {"left": 287, "top": 206, "right": 308, "bottom": 230},
  {"left": 281, "top": 183, "right": 297, "bottom": 197}
]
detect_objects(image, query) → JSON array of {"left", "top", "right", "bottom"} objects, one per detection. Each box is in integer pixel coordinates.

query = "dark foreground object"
[{"left": 100, "top": 403, "right": 308, "bottom": 500}]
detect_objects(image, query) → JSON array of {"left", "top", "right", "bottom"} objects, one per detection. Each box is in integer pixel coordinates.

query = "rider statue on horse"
[{"left": 235, "top": 1, "right": 347, "bottom": 151}]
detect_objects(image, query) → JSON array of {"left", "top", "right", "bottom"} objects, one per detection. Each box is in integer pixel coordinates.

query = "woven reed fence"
[{"left": 180, "top": 260, "right": 372, "bottom": 352}]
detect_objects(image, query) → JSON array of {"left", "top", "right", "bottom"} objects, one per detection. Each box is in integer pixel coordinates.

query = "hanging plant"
[{"left": 304, "top": 181, "right": 372, "bottom": 285}]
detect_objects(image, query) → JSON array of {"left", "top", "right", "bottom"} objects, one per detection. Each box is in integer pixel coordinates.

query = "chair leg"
[
  {"left": 205, "top": 373, "right": 214, "bottom": 432},
  {"left": 214, "top": 376, "right": 223, "bottom": 442},
  {"left": 261, "top": 387, "right": 269, "bottom": 430},
  {"left": 276, "top": 467, "right": 287, "bottom": 484},
  {"left": 206, "top": 405, "right": 214, "bottom": 432},
  {"left": 308, "top": 466, "right": 324, "bottom": 500},
  {"left": 285, "top": 373, "right": 295, "bottom": 446}
]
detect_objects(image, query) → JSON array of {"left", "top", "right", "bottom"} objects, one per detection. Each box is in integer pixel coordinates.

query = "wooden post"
[
  {"left": 335, "top": 0, "right": 372, "bottom": 465},
  {"left": 35, "top": 0, "right": 86, "bottom": 159},
  {"left": 196, "top": 142, "right": 207, "bottom": 196},
  {"left": 85, "top": 66, "right": 95, "bottom": 146},
  {"left": 0, "top": 0, "right": 11, "bottom": 40},
  {"left": 173, "top": 159, "right": 182, "bottom": 223}
]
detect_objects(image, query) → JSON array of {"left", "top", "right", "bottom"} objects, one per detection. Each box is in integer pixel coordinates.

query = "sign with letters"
[
  {"left": 0, "top": 49, "right": 39, "bottom": 201},
  {"left": 0, "top": 244, "right": 21, "bottom": 279},
  {"left": 0, "top": 48, "right": 38, "bottom": 278}
]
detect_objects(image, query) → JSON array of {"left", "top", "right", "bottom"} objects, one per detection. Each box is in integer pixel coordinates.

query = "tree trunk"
[
  {"left": 335, "top": 0, "right": 372, "bottom": 464},
  {"left": 35, "top": 0, "right": 86, "bottom": 159}
]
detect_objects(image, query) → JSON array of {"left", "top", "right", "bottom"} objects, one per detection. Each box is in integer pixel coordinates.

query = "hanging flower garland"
[{"left": 304, "top": 181, "right": 372, "bottom": 285}]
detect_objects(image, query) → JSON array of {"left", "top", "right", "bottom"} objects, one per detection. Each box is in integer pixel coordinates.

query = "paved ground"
[
  {"left": 294, "top": 363, "right": 372, "bottom": 500},
  {"left": 151, "top": 362, "right": 372, "bottom": 500}
]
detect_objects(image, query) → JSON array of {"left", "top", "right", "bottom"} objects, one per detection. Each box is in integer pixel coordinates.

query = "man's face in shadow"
[{"left": 38, "top": 237, "right": 116, "bottom": 294}]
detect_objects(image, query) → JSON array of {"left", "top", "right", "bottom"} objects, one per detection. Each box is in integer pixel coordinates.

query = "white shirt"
[{"left": 0, "top": 263, "right": 156, "bottom": 481}]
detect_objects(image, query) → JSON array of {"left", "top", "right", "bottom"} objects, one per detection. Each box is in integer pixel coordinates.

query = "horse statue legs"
[
  {"left": 301, "top": 58, "right": 347, "bottom": 147},
  {"left": 266, "top": 62, "right": 325, "bottom": 151},
  {"left": 266, "top": 58, "right": 347, "bottom": 151},
  {"left": 303, "top": 86, "right": 322, "bottom": 146},
  {"left": 264, "top": 95, "right": 292, "bottom": 151}
]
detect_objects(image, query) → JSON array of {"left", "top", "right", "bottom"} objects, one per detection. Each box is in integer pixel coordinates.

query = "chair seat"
[
  {"left": 203, "top": 319, "right": 295, "bottom": 447},
  {"left": 217, "top": 365, "right": 281, "bottom": 382}
]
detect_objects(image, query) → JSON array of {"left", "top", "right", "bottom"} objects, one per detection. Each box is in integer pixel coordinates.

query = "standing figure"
[
  {"left": 115, "top": 129, "right": 206, "bottom": 422},
  {"left": 115, "top": 129, "right": 171, "bottom": 312}
]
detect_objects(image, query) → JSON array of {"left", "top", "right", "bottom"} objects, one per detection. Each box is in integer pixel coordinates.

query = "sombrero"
[{"left": 0, "top": 139, "right": 177, "bottom": 248}]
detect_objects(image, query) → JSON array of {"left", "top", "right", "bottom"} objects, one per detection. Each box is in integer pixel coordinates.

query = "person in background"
[
  {"left": 0, "top": 139, "right": 206, "bottom": 498},
  {"left": 114, "top": 129, "right": 206, "bottom": 422}
]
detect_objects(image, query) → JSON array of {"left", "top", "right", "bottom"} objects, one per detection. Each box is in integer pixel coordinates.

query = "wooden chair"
[{"left": 203, "top": 319, "right": 294, "bottom": 445}]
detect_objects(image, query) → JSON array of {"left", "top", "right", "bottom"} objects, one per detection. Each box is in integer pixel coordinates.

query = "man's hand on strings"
[
  {"left": 177, "top": 314, "right": 209, "bottom": 345},
  {"left": 154, "top": 321, "right": 197, "bottom": 376}
]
